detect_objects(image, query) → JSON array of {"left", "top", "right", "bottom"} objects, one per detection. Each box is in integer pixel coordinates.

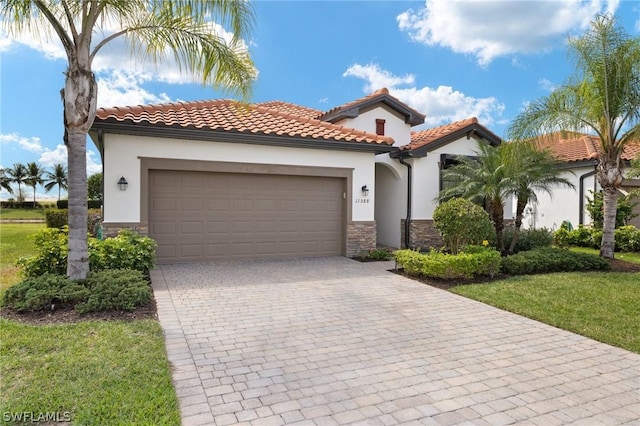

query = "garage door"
[{"left": 149, "top": 170, "right": 345, "bottom": 263}]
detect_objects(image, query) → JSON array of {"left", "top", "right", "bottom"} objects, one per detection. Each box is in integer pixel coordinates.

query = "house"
[
  {"left": 90, "top": 88, "right": 508, "bottom": 263},
  {"left": 528, "top": 133, "right": 640, "bottom": 230}
]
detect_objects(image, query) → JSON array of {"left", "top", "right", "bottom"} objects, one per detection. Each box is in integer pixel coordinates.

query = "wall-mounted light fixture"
[
  {"left": 361, "top": 185, "right": 369, "bottom": 196},
  {"left": 117, "top": 176, "right": 128, "bottom": 191}
]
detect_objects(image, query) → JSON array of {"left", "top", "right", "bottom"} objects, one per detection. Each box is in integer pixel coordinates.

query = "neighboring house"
[
  {"left": 528, "top": 133, "right": 640, "bottom": 230},
  {"left": 90, "top": 88, "right": 508, "bottom": 263}
]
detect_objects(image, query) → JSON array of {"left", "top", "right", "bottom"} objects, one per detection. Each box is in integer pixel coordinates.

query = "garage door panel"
[{"left": 149, "top": 170, "right": 344, "bottom": 263}]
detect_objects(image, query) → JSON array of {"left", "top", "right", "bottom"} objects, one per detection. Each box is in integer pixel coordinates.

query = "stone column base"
[{"left": 347, "top": 221, "right": 377, "bottom": 257}]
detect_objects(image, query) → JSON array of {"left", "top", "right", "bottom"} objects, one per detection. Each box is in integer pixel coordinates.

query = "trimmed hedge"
[
  {"left": 56, "top": 199, "right": 102, "bottom": 209},
  {"left": 45, "top": 209, "right": 102, "bottom": 236},
  {"left": 2, "top": 270, "right": 150, "bottom": 313},
  {"left": 500, "top": 247, "right": 610, "bottom": 275},
  {"left": 394, "top": 246, "right": 501, "bottom": 280},
  {"left": 554, "top": 225, "right": 640, "bottom": 252}
]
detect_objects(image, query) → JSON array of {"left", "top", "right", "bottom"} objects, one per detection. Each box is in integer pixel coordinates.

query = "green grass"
[
  {"left": 0, "top": 208, "right": 47, "bottom": 219},
  {"left": 451, "top": 272, "right": 640, "bottom": 353},
  {"left": 0, "top": 319, "right": 180, "bottom": 425},
  {"left": 0, "top": 223, "right": 45, "bottom": 291},
  {"left": 569, "top": 246, "right": 640, "bottom": 264}
]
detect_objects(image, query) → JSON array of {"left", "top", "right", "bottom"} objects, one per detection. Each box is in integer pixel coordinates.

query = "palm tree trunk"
[
  {"left": 33, "top": 184, "right": 36, "bottom": 204},
  {"left": 600, "top": 188, "right": 618, "bottom": 259},
  {"left": 66, "top": 130, "right": 89, "bottom": 279},
  {"left": 490, "top": 199, "right": 505, "bottom": 253},
  {"left": 508, "top": 197, "right": 527, "bottom": 254}
]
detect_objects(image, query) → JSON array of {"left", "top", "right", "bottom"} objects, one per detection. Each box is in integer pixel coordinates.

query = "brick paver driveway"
[{"left": 151, "top": 257, "right": 639, "bottom": 426}]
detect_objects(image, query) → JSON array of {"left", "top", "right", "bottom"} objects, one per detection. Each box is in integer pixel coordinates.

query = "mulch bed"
[
  {"left": 0, "top": 296, "right": 158, "bottom": 326},
  {"left": 393, "top": 257, "right": 640, "bottom": 291}
]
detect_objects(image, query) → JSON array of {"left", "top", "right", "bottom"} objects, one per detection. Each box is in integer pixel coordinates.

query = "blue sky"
[{"left": 1, "top": 0, "right": 639, "bottom": 200}]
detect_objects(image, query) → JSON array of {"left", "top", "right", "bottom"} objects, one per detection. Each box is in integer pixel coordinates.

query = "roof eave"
[
  {"left": 407, "top": 124, "right": 502, "bottom": 157},
  {"left": 91, "top": 121, "right": 396, "bottom": 154},
  {"left": 319, "top": 95, "right": 425, "bottom": 126}
]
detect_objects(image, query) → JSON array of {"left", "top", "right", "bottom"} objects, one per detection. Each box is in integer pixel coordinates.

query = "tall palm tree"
[
  {"left": 502, "top": 141, "right": 575, "bottom": 253},
  {"left": 0, "top": 168, "right": 14, "bottom": 195},
  {"left": 2, "top": 1, "right": 255, "bottom": 279},
  {"left": 508, "top": 15, "right": 640, "bottom": 259},
  {"left": 6, "top": 163, "right": 27, "bottom": 202},
  {"left": 25, "top": 162, "right": 45, "bottom": 204},
  {"left": 438, "top": 142, "right": 512, "bottom": 252},
  {"left": 44, "top": 163, "right": 68, "bottom": 201}
]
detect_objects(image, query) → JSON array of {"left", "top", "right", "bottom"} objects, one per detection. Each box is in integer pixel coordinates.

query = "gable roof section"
[
  {"left": 254, "top": 101, "right": 321, "bottom": 119},
  {"left": 393, "top": 117, "right": 502, "bottom": 158},
  {"left": 534, "top": 132, "right": 640, "bottom": 164},
  {"left": 317, "top": 88, "right": 425, "bottom": 126},
  {"left": 93, "top": 99, "right": 395, "bottom": 153}
]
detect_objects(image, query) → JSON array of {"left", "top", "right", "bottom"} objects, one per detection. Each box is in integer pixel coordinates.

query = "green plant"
[
  {"left": 615, "top": 226, "right": 640, "bottom": 252},
  {"left": 87, "top": 172, "right": 103, "bottom": 202},
  {"left": 76, "top": 269, "right": 151, "bottom": 313},
  {"left": 504, "top": 227, "right": 553, "bottom": 252},
  {"left": 394, "top": 246, "right": 501, "bottom": 280},
  {"left": 89, "top": 230, "right": 156, "bottom": 273},
  {"left": 500, "top": 247, "right": 609, "bottom": 275},
  {"left": 45, "top": 209, "right": 68, "bottom": 228},
  {"left": 1, "top": 273, "right": 89, "bottom": 312},
  {"left": 365, "top": 248, "right": 393, "bottom": 261},
  {"left": 586, "top": 190, "right": 638, "bottom": 229},
  {"left": 17, "top": 227, "right": 69, "bottom": 278},
  {"left": 433, "top": 198, "right": 495, "bottom": 254}
]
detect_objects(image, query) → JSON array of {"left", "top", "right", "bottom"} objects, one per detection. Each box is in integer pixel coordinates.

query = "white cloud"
[
  {"left": 39, "top": 144, "right": 102, "bottom": 175},
  {"left": 96, "top": 70, "right": 171, "bottom": 108},
  {"left": 538, "top": 78, "right": 559, "bottom": 92},
  {"left": 0, "top": 133, "right": 43, "bottom": 152},
  {"left": 397, "top": 0, "right": 619, "bottom": 66},
  {"left": 344, "top": 63, "right": 504, "bottom": 127},
  {"left": 343, "top": 64, "right": 415, "bottom": 93}
]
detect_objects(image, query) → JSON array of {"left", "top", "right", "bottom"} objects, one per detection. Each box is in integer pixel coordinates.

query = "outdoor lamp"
[
  {"left": 117, "top": 176, "right": 128, "bottom": 191},
  {"left": 361, "top": 185, "right": 369, "bottom": 196}
]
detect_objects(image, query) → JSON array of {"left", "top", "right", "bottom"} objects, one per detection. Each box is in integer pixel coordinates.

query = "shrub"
[
  {"left": 364, "top": 248, "right": 393, "bottom": 261},
  {"left": 394, "top": 246, "right": 501, "bottom": 280},
  {"left": 615, "top": 226, "right": 640, "bottom": 252},
  {"left": 89, "top": 229, "right": 156, "bottom": 273},
  {"left": 586, "top": 190, "right": 638, "bottom": 229},
  {"left": 433, "top": 198, "right": 495, "bottom": 254},
  {"left": 18, "top": 228, "right": 156, "bottom": 279},
  {"left": 504, "top": 227, "right": 553, "bottom": 252},
  {"left": 17, "top": 227, "right": 69, "bottom": 278},
  {"left": 56, "top": 199, "right": 68, "bottom": 209},
  {"left": 75, "top": 269, "right": 151, "bottom": 313},
  {"left": 87, "top": 199, "right": 102, "bottom": 209},
  {"left": 1, "top": 273, "right": 89, "bottom": 312},
  {"left": 45, "top": 209, "right": 68, "bottom": 228},
  {"left": 500, "top": 247, "right": 610, "bottom": 275}
]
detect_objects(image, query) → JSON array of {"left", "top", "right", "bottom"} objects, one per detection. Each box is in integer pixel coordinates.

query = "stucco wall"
[
  {"left": 102, "top": 134, "right": 377, "bottom": 224},
  {"left": 374, "top": 157, "right": 406, "bottom": 248},
  {"left": 335, "top": 105, "right": 413, "bottom": 147},
  {"left": 529, "top": 166, "right": 598, "bottom": 230}
]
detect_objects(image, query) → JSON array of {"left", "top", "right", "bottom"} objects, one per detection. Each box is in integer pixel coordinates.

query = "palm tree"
[
  {"left": 44, "top": 163, "right": 68, "bottom": 201},
  {"left": 2, "top": 1, "right": 255, "bottom": 279},
  {"left": 25, "top": 162, "right": 45, "bottom": 204},
  {"left": 0, "top": 168, "right": 14, "bottom": 195},
  {"left": 438, "top": 142, "right": 512, "bottom": 252},
  {"left": 502, "top": 141, "right": 575, "bottom": 253},
  {"left": 508, "top": 15, "right": 640, "bottom": 259},
  {"left": 6, "top": 163, "right": 27, "bottom": 202}
]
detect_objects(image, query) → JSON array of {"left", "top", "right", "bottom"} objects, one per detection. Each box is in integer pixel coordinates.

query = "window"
[{"left": 375, "top": 119, "right": 385, "bottom": 136}]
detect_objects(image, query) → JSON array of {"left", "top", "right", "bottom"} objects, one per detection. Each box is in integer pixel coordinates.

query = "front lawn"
[
  {"left": 0, "top": 223, "right": 45, "bottom": 291},
  {"left": 0, "top": 208, "right": 47, "bottom": 220},
  {"left": 569, "top": 246, "right": 640, "bottom": 265},
  {"left": 0, "top": 319, "right": 180, "bottom": 425},
  {"left": 451, "top": 272, "right": 640, "bottom": 353}
]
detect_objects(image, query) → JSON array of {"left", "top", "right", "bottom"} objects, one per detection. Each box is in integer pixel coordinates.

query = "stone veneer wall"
[
  {"left": 400, "top": 219, "right": 444, "bottom": 249},
  {"left": 102, "top": 222, "right": 149, "bottom": 238},
  {"left": 347, "top": 221, "right": 377, "bottom": 257}
]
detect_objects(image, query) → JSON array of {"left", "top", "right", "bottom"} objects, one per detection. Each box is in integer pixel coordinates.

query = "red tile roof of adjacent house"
[
  {"left": 95, "top": 99, "right": 394, "bottom": 146},
  {"left": 400, "top": 117, "right": 501, "bottom": 151},
  {"left": 534, "top": 132, "right": 640, "bottom": 163}
]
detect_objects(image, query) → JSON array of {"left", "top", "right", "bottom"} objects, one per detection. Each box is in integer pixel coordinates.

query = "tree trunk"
[
  {"left": 33, "top": 184, "right": 36, "bottom": 203},
  {"left": 490, "top": 199, "right": 505, "bottom": 253},
  {"left": 597, "top": 156, "right": 624, "bottom": 259},
  {"left": 63, "top": 62, "right": 97, "bottom": 280},
  {"left": 508, "top": 197, "right": 527, "bottom": 254}
]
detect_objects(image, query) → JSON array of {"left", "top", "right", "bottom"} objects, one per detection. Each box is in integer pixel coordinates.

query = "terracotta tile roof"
[
  {"left": 254, "top": 101, "right": 321, "bottom": 119},
  {"left": 95, "top": 99, "right": 394, "bottom": 146},
  {"left": 399, "top": 117, "right": 501, "bottom": 152},
  {"left": 317, "top": 88, "right": 425, "bottom": 126},
  {"left": 534, "top": 132, "right": 640, "bottom": 163}
]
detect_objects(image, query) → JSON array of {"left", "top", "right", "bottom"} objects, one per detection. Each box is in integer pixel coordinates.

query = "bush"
[
  {"left": 586, "top": 190, "right": 638, "bottom": 229},
  {"left": 75, "top": 269, "right": 150, "bottom": 313},
  {"left": 56, "top": 199, "right": 103, "bottom": 210},
  {"left": 394, "top": 246, "right": 501, "bottom": 280},
  {"left": 1, "top": 273, "right": 89, "bottom": 312},
  {"left": 433, "top": 198, "right": 495, "bottom": 254},
  {"left": 504, "top": 227, "right": 553, "bottom": 252},
  {"left": 615, "top": 226, "right": 640, "bottom": 252},
  {"left": 89, "top": 229, "right": 156, "bottom": 273},
  {"left": 45, "top": 208, "right": 102, "bottom": 236},
  {"left": 18, "top": 228, "right": 156, "bottom": 279},
  {"left": 17, "top": 227, "right": 69, "bottom": 278},
  {"left": 56, "top": 199, "right": 68, "bottom": 209},
  {"left": 500, "top": 247, "right": 610, "bottom": 275},
  {"left": 363, "top": 248, "right": 393, "bottom": 261}
]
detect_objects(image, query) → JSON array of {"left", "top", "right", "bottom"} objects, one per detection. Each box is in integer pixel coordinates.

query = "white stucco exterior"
[
  {"left": 101, "top": 133, "right": 377, "bottom": 224},
  {"left": 374, "top": 157, "right": 407, "bottom": 248},
  {"left": 335, "top": 106, "right": 413, "bottom": 147}
]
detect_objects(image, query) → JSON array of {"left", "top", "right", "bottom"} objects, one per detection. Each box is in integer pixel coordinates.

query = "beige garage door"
[{"left": 149, "top": 170, "right": 345, "bottom": 263}]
